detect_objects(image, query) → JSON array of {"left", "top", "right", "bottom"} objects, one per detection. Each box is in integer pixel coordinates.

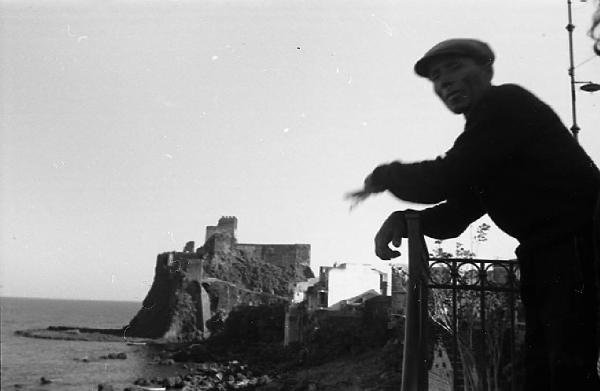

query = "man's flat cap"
[{"left": 414, "top": 38, "right": 495, "bottom": 78}]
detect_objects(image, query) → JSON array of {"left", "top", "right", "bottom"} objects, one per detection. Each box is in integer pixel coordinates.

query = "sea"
[{"left": 1, "top": 296, "right": 184, "bottom": 391}]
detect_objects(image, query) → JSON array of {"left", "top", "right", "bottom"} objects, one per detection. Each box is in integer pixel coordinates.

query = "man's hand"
[
  {"left": 375, "top": 211, "right": 407, "bottom": 260},
  {"left": 345, "top": 173, "right": 386, "bottom": 211}
]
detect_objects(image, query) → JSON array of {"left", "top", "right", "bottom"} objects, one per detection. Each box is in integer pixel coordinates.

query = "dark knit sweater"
[{"left": 370, "top": 84, "right": 600, "bottom": 247}]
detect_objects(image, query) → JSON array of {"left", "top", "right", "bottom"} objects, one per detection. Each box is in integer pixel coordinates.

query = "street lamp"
[
  {"left": 579, "top": 82, "right": 600, "bottom": 92},
  {"left": 566, "top": 0, "right": 599, "bottom": 142}
]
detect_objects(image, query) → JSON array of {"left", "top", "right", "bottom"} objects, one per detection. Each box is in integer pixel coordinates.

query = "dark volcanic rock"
[
  {"left": 124, "top": 252, "right": 203, "bottom": 340},
  {"left": 131, "top": 360, "right": 272, "bottom": 391},
  {"left": 100, "top": 352, "right": 127, "bottom": 360},
  {"left": 39, "top": 377, "right": 52, "bottom": 385},
  {"left": 157, "top": 358, "right": 175, "bottom": 366},
  {"left": 161, "top": 376, "right": 183, "bottom": 388},
  {"left": 133, "top": 377, "right": 151, "bottom": 386}
]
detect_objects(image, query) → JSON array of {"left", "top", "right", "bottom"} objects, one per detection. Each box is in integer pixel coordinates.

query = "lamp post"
[{"left": 566, "top": 0, "right": 600, "bottom": 142}]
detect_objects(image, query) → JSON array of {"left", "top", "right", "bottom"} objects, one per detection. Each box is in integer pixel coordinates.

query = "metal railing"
[{"left": 401, "top": 213, "right": 521, "bottom": 391}]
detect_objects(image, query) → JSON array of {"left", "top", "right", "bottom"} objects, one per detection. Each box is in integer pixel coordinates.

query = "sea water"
[{"left": 1, "top": 297, "right": 182, "bottom": 391}]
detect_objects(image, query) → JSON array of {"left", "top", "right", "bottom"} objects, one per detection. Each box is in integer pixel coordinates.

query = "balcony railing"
[{"left": 401, "top": 213, "right": 521, "bottom": 391}]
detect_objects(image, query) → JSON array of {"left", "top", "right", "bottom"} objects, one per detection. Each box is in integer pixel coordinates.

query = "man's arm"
[
  {"left": 419, "top": 194, "right": 485, "bottom": 239},
  {"left": 369, "top": 85, "right": 537, "bottom": 204},
  {"left": 375, "top": 194, "right": 485, "bottom": 260}
]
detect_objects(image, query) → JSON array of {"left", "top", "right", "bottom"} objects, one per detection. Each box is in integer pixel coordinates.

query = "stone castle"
[{"left": 125, "top": 216, "right": 313, "bottom": 340}]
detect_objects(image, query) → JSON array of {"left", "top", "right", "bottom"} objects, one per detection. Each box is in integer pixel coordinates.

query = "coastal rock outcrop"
[{"left": 125, "top": 217, "right": 313, "bottom": 341}]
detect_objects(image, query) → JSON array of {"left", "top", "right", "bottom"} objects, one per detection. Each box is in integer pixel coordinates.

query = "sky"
[{"left": 1, "top": 0, "right": 599, "bottom": 301}]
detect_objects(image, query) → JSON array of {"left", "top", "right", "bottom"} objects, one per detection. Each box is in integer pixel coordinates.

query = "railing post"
[
  {"left": 479, "top": 261, "right": 488, "bottom": 391},
  {"left": 401, "top": 212, "right": 429, "bottom": 391},
  {"left": 509, "top": 264, "right": 517, "bottom": 391},
  {"left": 452, "top": 261, "right": 458, "bottom": 391},
  {"left": 418, "top": 248, "right": 429, "bottom": 390}
]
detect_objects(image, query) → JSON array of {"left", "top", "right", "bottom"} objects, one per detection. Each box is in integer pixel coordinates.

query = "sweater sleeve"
[
  {"left": 418, "top": 193, "right": 485, "bottom": 239},
  {"left": 370, "top": 85, "right": 537, "bottom": 204}
]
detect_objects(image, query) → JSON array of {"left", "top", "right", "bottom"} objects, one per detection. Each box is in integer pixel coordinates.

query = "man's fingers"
[
  {"left": 375, "top": 233, "right": 402, "bottom": 260},
  {"left": 374, "top": 211, "right": 406, "bottom": 260},
  {"left": 375, "top": 246, "right": 391, "bottom": 260},
  {"left": 344, "top": 190, "right": 369, "bottom": 202},
  {"left": 348, "top": 194, "right": 367, "bottom": 211},
  {"left": 375, "top": 232, "right": 390, "bottom": 260},
  {"left": 376, "top": 246, "right": 401, "bottom": 260},
  {"left": 345, "top": 189, "right": 373, "bottom": 212},
  {"left": 344, "top": 189, "right": 364, "bottom": 200},
  {"left": 391, "top": 230, "right": 403, "bottom": 247}
]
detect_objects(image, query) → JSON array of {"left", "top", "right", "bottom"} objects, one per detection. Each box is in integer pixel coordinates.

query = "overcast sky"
[{"left": 1, "top": 0, "right": 599, "bottom": 301}]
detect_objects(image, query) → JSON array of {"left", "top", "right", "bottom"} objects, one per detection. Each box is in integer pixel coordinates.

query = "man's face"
[{"left": 428, "top": 56, "right": 492, "bottom": 115}]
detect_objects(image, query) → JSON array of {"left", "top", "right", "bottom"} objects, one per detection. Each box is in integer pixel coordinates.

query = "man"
[{"left": 347, "top": 39, "right": 600, "bottom": 390}]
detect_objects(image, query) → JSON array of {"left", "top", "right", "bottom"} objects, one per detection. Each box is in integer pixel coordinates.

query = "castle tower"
[{"left": 205, "top": 216, "right": 238, "bottom": 243}]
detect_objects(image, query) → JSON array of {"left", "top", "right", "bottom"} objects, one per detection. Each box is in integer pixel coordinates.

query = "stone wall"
[
  {"left": 237, "top": 243, "right": 310, "bottom": 269},
  {"left": 202, "top": 278, "right": 288, "bottom": 314},
  {"left": 203, "top": 232, "right": 235, "bottom": 254}
]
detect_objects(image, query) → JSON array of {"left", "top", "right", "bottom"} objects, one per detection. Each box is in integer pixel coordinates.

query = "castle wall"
[
  {"left": 202, "top": 278, "right": 288, "bottom": 314},
  {"left": 203, "top": 232, "right": 235, "bottom": 254},
  {"left": 203, "top": 217, "right": 310, "bottom": 272},
  {"left": 186, "top": 258, "right": 204, "bottom": 281},
  {"left": 284, "top": 303, "right": 308, "bottom": 346},
  {"left": 237, "top": 243, "right": 310, "bottom": 269}
]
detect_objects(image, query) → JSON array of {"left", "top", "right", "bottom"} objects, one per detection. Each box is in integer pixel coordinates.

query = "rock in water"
[
  {"left": 39, "top": 377, "right": 52, "bottom": 385},
  {"left": 101, "top": 352, "right": 128, "bottom": 360}
]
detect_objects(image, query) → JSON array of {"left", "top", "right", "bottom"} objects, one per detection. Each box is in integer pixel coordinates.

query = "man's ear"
[{"left": 484, "top": 64, "right": 494, "bottom": 82}]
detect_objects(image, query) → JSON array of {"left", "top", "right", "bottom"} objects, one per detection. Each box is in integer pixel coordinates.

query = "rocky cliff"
[{"left": 125, "top": 233, "right": 313, "bottom": 341}]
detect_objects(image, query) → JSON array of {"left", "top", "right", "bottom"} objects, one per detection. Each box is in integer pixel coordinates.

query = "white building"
[{"left": 325, "top": 263, "right": 388, "bottom": 307}]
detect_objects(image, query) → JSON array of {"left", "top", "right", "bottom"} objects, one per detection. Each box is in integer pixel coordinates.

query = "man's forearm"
[
  {"left": 418, "top": 197, "right": 485, "bottom": 239},
  {"left": 370, "top": 161, "right": 448, "bottom": 204}
]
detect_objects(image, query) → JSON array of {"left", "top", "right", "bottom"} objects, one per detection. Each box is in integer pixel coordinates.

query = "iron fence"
[{"left": 401, "top": 213, "right": 522, "bottom": 391}]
